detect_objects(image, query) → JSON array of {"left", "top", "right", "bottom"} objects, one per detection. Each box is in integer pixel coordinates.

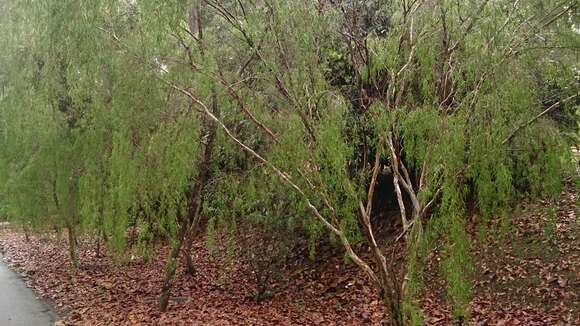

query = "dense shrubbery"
[{"left": 0, "top": 0, "right": 577, "bottom": 323}]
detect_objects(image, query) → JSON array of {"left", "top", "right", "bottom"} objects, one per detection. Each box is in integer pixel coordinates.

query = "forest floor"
[{"left": 0, "top": 184, "right": 577, "bottom": 325}]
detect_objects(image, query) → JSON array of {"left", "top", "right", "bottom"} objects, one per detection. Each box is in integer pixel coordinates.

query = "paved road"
[{"left": 0, "top": 256, "right": 57, "bottom": 326}]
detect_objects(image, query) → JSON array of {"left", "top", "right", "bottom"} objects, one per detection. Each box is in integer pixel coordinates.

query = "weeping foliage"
[{"left": 0, "top": 0, "right": 577, "bottom": 322}]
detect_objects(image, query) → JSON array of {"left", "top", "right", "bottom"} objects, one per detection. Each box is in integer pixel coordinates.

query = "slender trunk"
[
  {"left": 22, "top": 224, "right": 31, "bottom": 242},
  {"left": 178, "top": 0, "right": 210, "bottom": 278},
  {"left": 183, "top": 234, "right": 195, "bottom": 276},
  {"left": 387, "top": 134, "right": 409, "bottom": 229},
  {"left": 358, "top": 140, "right": 404, "bottom": 325},
  {"left": 96, "top": 236, "right": 101, "bottom": 258},
  {"left": 183, "top": 90, "right": 219, "bottom": 275},
  {"left": 55, "top": 179, "right": 78, "bottom": 269},
  {"left": 54, "top": 225, "right": 62, "bottom": 241},
  {"left": 360, "top": 204, "right": 404, "bottom": 325},
  {"left": 95, "top": 206, "right": 104, "bottom": 258},
  {"left": 182, "top": 182, "right": 202, "bottom": 276},
  {"left": 159, "top": 81, "right": 216, "bottom": 307},
  {"left": 66, "top": 222, "right": 78, "bottom": 270},
  {"left": 159, "top": 226, "right": 186, "bottom": 312}
]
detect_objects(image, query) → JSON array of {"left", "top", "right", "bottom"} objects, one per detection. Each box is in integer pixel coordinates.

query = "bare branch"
[
  {"left": 502, "top": 94, "right": 578, "bottom": 145},
  {"left": 387, "top": 133, "right": 408, "bottom": 228},
  {"left": 366, "top": 138, "right": 384, "bottom": 217},
  {"left": 216, "top": 72, "right": 280, "bottom": 142}
]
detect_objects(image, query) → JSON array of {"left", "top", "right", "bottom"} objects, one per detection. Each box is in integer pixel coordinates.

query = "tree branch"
[{"left": 502, "top": 94, "right": 578, "bottom": 145}]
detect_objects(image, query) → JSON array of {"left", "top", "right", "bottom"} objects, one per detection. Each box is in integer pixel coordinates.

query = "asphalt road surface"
[{"left": 0, "top": 256, "right": 58, "bottom": 325}]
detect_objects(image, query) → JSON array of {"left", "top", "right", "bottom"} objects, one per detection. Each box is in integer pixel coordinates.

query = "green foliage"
[{"left": 0, "top": 0, "right": 576, "bottom": 321}]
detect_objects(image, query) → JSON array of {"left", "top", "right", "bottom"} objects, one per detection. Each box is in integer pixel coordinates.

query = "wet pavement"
[{"left": 0, "top": 256, "right": 57, "bottom": 325}]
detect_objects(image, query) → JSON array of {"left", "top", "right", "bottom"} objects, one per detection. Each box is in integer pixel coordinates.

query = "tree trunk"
[
  {"left": 183, "top": 234, "right": 195, "bottom": 276},
  {"left": 66, "top": 222, "right": 78, "bottom": 270},
  {"left": 359, "top": 139, "right": 404, "bottom": 325},
  {"left": 360, "top": 205, "right": 404, "bottom": 325},
  {"left": 182, "top": 89, "right": 219, "bottom": 275},
  {"left": 96, "top": 236, "right": 101, "bottom": 259},
  {"left": 95, "top": 206, "right": 104, "bottom": 258},
  {"left": 158, "top": 227, "right": 186, "bottom": 312},
  {"left": 159, "top": 83, "right": 217, "bottom": 307},
  {"left": 53, "top": 224, "right": 62, "bottom": 241},
  {"left": 23, "top": 225, "right": 30, "bottom": 242}
]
